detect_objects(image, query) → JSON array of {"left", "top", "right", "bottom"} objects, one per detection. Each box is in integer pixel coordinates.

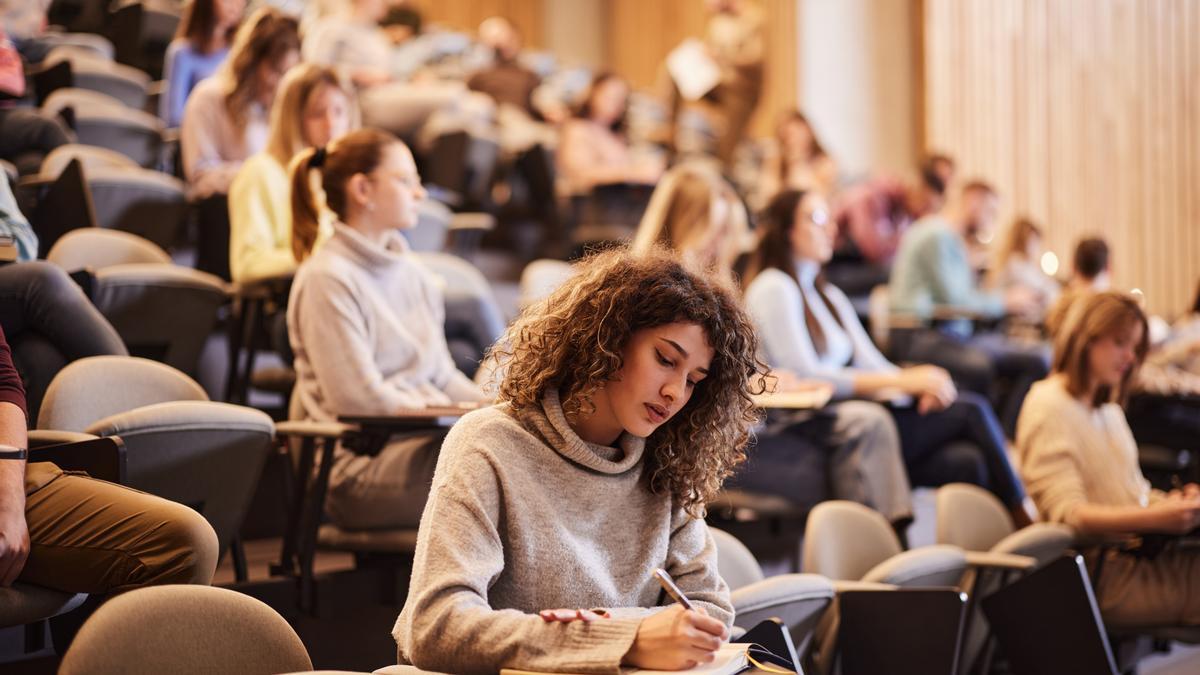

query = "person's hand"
[
  {"left": 1147, "top": 492, "right": 1200, "bottom": 534},
  {"left": 900, "top": 365, "right": 956, "bottom": 411},
  {"left": 539, "top": 608, "right": 609, "bottom": 623},
  {"left": 0, "top": 503, "right": 29, "bottom": 586},
  {"left": 1004, "top": 287, "right": 1041, "bottom": 318},
  {"left": 624, "top": 605, "right": 728, "bottom": 671},
  {"left": 631, "top": 156, "right": 666, "bottom": 184}
]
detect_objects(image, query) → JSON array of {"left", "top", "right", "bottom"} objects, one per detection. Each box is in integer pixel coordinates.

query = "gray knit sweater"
[{"left": 393, "top": 390, "right": 734, "bottom": 674}]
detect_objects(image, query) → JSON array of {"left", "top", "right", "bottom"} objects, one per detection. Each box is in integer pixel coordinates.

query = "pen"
[{"left": 653, "top": 568, "right": 695, "bottom": 611}]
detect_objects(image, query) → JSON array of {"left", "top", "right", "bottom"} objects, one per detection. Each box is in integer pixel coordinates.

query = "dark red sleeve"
[{"left": 0, "top": 325, "right": 27, "bottom": 418}]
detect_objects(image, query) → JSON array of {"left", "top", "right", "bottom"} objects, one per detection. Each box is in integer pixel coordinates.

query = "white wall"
[{"left": 800, "top": 0, "right": 918, "bottom": 179}]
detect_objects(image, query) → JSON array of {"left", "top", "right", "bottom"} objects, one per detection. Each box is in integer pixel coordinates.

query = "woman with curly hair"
[{"left": 394, "top": 248, "right": 759, "bottom": 673}]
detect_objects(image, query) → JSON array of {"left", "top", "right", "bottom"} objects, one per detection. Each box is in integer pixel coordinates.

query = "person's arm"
[
  {"left": 398, "top": 445, "right": 644, "bottom": 674},
  {"left": 0, "top": 326, "right": 29, "bottom": 586},
  {"left": 161, "top": 41, "right": 193, "bottom": 128},
  {"left": 925, "top": 230, "right": 1005, "bottom": 317},
  {"left": 662, "top": 516, "right": 733, "bottom": 626},
  {"left": 745, "top": 271, "right": 856, "bottom": 398},
  {"left": 293, "top": 272, "right": 444, "bottom": 415},
  {"left": 557, "top": 123, "right": 647, "bottom": 192},
  {"left": 228, "top": 159, "right": 298, "bottom": 283}
]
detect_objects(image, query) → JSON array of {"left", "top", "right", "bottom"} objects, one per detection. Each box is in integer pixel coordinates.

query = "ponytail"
[{"left": 290, "top": 147, "right": 323, "bottom": 262}]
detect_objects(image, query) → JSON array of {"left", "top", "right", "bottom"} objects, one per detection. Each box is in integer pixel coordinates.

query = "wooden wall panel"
[
  {"left": 607, "top": 0, "right": 797, "bottom": 138},
  {"left": 924, "top": 0, "right": 1200, "bottom": 316},
  {"left": 413, "top": 0, "right": 544, "bottom": 48}
]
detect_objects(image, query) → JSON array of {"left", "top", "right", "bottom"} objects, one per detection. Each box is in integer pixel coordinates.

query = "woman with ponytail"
[{"left": 286, "top": 128, "right": 487, "bottom": 530}]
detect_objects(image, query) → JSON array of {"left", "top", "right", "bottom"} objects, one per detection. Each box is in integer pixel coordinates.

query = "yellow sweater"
[{"left": 228, "top": 152, "right": 334, "bottom": 283}]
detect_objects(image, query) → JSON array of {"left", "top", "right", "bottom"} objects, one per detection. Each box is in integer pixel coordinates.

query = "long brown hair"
[
  {"left": 290, "top": 128, "right": 401, "bottom": 262},
  {"left": 576, "top": 72, "right": 628, "bottom": 135},
  {"left": 1053, "top": 291, "right": 1149, "bottom": 407},
  {"left": 221, "top": 7, "right": 299, "bottom": 129},
  {"left": 746, "top": 189, "right": 843, "bottom": 355},
  {"left": 488, "top": 247, "right": 768, "bottom": 517},
  {"left": 176, "top": 0, "right": 239, "bottom": 52}
]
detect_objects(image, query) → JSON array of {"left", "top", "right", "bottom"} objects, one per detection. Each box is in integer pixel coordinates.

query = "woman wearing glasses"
[{"left": 744, "top": 189, "right": 1030, "bottom": 525}]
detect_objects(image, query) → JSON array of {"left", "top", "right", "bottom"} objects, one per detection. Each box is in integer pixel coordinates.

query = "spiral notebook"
[{"left": 500, "top": 643, "right": 749, "bottom": 675}]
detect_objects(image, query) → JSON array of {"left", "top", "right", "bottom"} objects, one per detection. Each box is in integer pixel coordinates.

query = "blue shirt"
[
  {"left": 889, "top": 215, "right": 1004, "bottom": 334},
  {"left": 0, "top": 175, "right": 37, "bottom": 261},
  {"left": 160, "top": 39, "right": 228, "bottom": 128}
]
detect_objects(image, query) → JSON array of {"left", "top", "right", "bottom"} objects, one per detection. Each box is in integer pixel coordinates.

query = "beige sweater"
[
  {"left": 1016, "top": 376, "right": 1152, "bottom": 529},
  {"left": 393, "top": 390, "right": 734, "bottom": 675}
]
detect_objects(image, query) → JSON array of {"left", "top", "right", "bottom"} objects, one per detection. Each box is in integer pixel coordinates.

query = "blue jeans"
[
  {"left": 0, "top": 261, "right": 127, "bottom": 421},
  {"left": 889, "top": 391, "right": 1026, "bottom": 508}
]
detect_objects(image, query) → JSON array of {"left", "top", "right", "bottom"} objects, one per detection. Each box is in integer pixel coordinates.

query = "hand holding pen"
[{"left": 622, "top": 568, "right": 728, "bottom": 671}]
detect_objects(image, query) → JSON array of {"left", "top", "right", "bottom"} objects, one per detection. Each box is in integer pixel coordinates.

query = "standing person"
[
  {"left": 228, "top": 63, "right": 356, "bottom": 283},
  {"left": 1017, "top": 291, "right": 1200, "bottom": 629},
  {"left": 287, "top": 128, "right": 487, "bottom": 530},
  {"left": 180, "top": 6, "right": 300, "bottom": 198},
  {"left": 161, "top": 0, "right": 245, "bottom": 128},
  {"left": 889, "top": 180, "right": 1049, "bottom": 437},
  {"left": 745, "top": 190, "right": 1029, "bottom": 524},
  {"left": 395, "top": 248, "right": 756, "bottom": 673},
  {"left": 632, "top": 167, "right": 914, "bottom": 526},
  {"left": 701, "top": 0, "right": 764, "bottom": 167}
]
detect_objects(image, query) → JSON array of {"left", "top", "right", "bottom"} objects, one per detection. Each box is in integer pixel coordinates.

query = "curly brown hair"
[{"left": 489, "top": 247, "right": 769, "bottom": 517}]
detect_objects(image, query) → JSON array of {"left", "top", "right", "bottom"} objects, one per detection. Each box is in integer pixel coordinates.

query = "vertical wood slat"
[
  {"left": 413, "top": 0, "right": 544, "bottom": 48},
  {"left": 924, "top": 0, "right": 1199, "bottom": 316}
]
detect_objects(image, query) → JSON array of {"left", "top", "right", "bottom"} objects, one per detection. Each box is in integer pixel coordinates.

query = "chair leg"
[
  {"left": 297, "top": 437, "right": 337, "bottom": 615},
  {"left": 224, "top": 297, "right": 247, "bottom": 403},
  {"left": 231, "top": 535, "right": 249, "bottom": 583}
]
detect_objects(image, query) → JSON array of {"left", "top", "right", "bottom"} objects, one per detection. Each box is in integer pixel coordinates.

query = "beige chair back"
[
  {"left": 40, "top": 143, "right": 138, "bottom": 178},
  {"left": 802, "top": 500, "right": 902, "bottom": 581},
  {"left": 935, "top": 482, "right": 1015, "bottom": 551},
  {"left": 47, "top": 228, "right": 171, "bottom": 270},
  {"left": 59, "top": 585, "right": 311, "bottom": 675},
  {"left": 710, "top": 527, "right": 765, "bottom": 591},
  {"left": 38, "top": 356, "right": 208, "bottom": 431}
]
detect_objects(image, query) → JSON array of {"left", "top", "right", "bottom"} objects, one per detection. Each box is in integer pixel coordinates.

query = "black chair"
[{"left": 838, "top": 588, "right": 967, "bottom": 675}]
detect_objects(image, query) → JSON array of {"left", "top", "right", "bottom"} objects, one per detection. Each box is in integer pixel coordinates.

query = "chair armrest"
[
  {"left": 831, "top": 579, "right": 898, "bottom": 593},
  {"left": 27, "top": 429, "right": 97, "bottom": 448},
  {"left": 862, "top": 545, "right": 968, "bottom": 587},
  {"left": 448, "top": 212, "right": 496, "bottom": 232},
  {"left": 28, "top": 436, "right": 126, "bottom": 483},
  {"left": 732, "top": 573, "right": 835, "bottom": 615},
  {"left": 964, "top": 550, "right": 1037, "bottom": 572},
  {"left": 275, "top": 420, "right": 351, "bottom": 440}
]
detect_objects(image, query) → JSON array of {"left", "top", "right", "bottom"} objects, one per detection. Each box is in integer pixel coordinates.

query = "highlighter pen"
[{"left": 653, "top": 568, "right": 695, "bottom": 611}]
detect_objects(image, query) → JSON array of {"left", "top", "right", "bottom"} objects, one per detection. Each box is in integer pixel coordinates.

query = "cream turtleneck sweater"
[
  {"left": 287, "top": 223, "right": 483, "bottom": 423},
  {"left": 393, "top": 390, "right": 733, "bottom": 674}
]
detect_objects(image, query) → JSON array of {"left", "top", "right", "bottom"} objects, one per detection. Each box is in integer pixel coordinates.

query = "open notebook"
[{"left": 501, "top": 643, "right": 749, "bottom": 675}]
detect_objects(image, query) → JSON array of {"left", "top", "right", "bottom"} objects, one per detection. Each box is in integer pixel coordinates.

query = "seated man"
[
  {"left": 0, "top": 324, "right": 217, "bottom": 598},
  {"left": 889, "top": 180, "right": 1049, "bottom": 438}
]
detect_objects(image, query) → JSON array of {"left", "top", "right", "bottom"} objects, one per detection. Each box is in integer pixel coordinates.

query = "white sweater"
[
  {"left": 394, "top": 390, "right": 733, "bottom": 674},
  {"left": 1016, "top": 376, "right": 1152, "bottom": 529},
  {"left": 180, "top": 75, "right": 269, "bottom": 198},
  {"left": 287, "top": 223, "right": 483, "bottom": 422}
]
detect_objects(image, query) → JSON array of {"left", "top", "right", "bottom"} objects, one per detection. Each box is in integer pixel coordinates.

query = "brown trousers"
[
  {"left": 1089, "top": 547, "right": 1200, "bottom": 629},
  {"left": 19, "top": 462, "right": 219, "bottom": 594}
]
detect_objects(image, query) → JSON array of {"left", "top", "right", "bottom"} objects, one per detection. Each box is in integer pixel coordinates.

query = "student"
[
  {"left": 633, "top": 168, "right": 913, "bottom": 526},
  {"left": 180, "top": 6, "right": 300, "bottom": 198},
  {"left": 745, "top": 190, "right": 1029, "bottom": 523},
  {"left": 557, "top": 73, "right": 663, "bottom": 195},
  {"left": 889, "top": 180, "right": 1049, "bottom": 437},
  {"left": 228, "top": 63, "right": 355, "bottom": 283},
  {"left": 991, "top": 217, "right": 1059, "bottom": 318},
  {"left": 0, "top": 324, "right": 217, "bottom": 597},
  {"left": 1046, "top": 237, "right": 1110, "bottom": 337},
  {"left": 1017, "top": 291, "right": 1200, "bottom": 628},
  {"left": 302, "top": 0, "right": 393, "bottom": 88},
  {"left": 759, "top": 111, "right": 838, "bottom": 201},
  {"left": 395, "top": 248, "right": 756, "bottom": 673},
  {"left": 161, "top": 0, "right": 245, "bottom": 128},
  {"left": 287, "top": 128, "right": 486, "bottom": 530}
]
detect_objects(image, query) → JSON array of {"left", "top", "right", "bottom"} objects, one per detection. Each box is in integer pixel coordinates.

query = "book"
[
  {"left": 501, "top": 643, "right": 750, "bottom": 675},
  {"left": 666, "top": 38, "right": 722, "bottom": 101}
]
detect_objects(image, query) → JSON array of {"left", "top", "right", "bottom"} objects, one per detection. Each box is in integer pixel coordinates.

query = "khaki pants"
[
  {"left": 1089, "top": 547, "right": 1200, "bottom": 628},
  {"left": 19, "top": 462, "right": 219, "bottom": 594},
  {"left": 325, "top": 430, "right": 447, "bottom": 531}
]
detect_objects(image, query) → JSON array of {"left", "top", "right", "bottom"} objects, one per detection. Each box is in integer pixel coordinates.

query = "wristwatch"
[{"left": 0, "top": 444, "right": 26, "bottom": 460}]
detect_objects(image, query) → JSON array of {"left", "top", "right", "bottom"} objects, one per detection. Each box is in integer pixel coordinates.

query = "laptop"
[{"left": 838, "top": 588, "right": 966, "bottom": 675}]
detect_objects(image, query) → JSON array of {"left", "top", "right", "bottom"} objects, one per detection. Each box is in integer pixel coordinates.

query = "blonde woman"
[
  {"left": 228, "top": 63, "right": 356, "bottom": 282},
  {"left": 180, "top": 6, "right": 300, "bottom": 198},
  {"left": 1017, "top": 291, "right": 1200, "bottom": 628}
]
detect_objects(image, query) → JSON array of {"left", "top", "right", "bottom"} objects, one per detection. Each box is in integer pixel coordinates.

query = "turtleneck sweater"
[
  {"left": 745, "top": 259, "right": 896, "bottom": 398},
  {"left": 393, "top": 390, "right": 733, "bottom": 675},
  {"left": 287, "top": 223, "right": 483, "bottom": 424}
]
